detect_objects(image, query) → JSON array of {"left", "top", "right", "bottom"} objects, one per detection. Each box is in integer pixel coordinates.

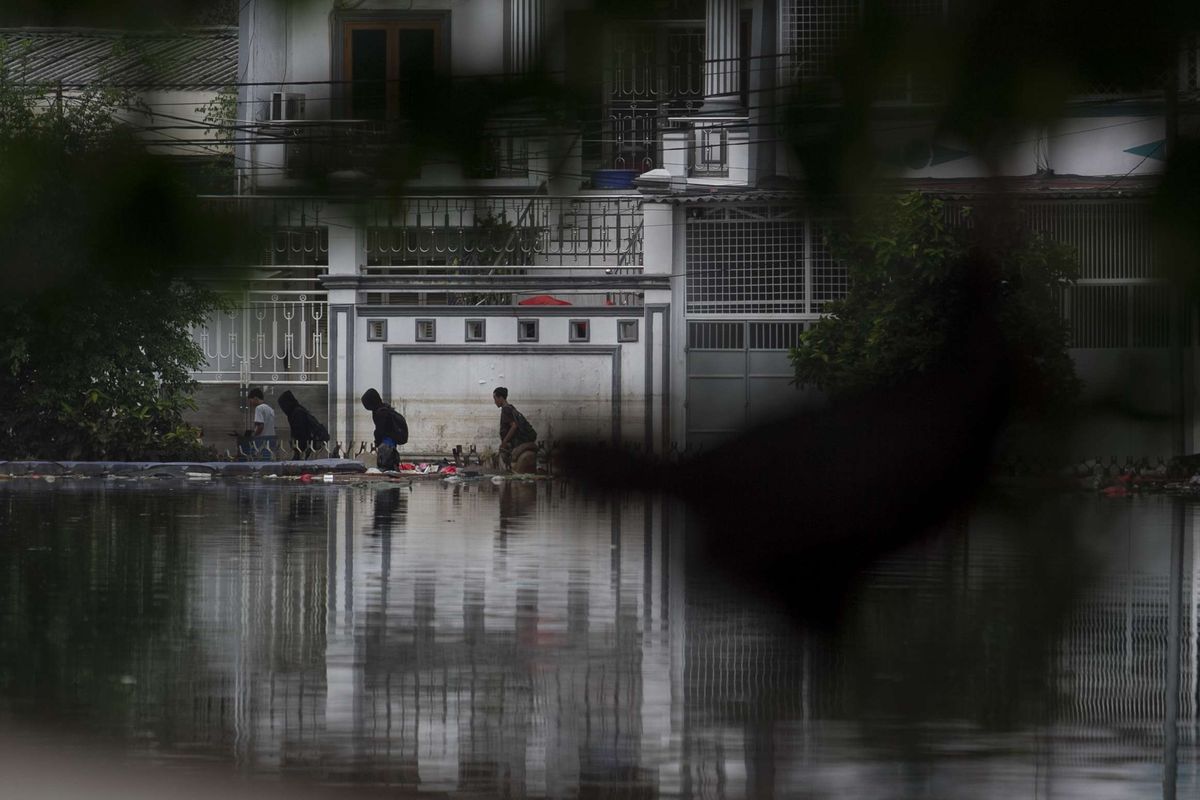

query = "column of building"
[
  {"left": 506, "top": 0, "right": 544, "bottom": 75},
  {"left": 704, "top": 0, "right": 741, "bottom": 110}
]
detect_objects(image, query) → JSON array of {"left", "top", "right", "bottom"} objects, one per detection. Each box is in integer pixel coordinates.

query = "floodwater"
[{"left": 0, "top": 478, "right": 1197, "bottom": 799}]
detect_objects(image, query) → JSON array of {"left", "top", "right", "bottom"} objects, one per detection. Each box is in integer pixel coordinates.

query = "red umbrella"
[{"left": 518, "top": 294, "right": 572, "bottom": 306}]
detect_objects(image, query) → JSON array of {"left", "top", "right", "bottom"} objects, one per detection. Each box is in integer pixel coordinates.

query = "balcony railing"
[{"left": 359, "top": 195, "right": 644, "bottom": 267}]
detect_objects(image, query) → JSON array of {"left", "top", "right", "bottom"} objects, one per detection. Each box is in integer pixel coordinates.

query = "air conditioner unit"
[{"left": 270, "top": 92, "right": 306, "bottom": 122}]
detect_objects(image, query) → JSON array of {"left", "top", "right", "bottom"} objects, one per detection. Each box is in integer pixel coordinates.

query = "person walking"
[
  {"left": 361, "top": 388, "right": 408, "bottom": 470},
  {"left": 277, "top": 390, "right": 330, "bottom": 458},
  {"left": 493, "top": 387, "right": 538, "bottom": 473},
  {"left": 246, "top": 387, "right": 278, "bottom": 460}
]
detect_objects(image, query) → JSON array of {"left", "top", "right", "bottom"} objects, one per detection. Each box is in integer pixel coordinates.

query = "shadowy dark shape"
[{"left": 562, "top": 252, "right": 1016, "bottom": 624}]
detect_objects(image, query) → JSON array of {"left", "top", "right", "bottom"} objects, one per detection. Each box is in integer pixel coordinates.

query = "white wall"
[
  {"left": 389, "top": 350, "right": 614, "bottom": 452},
  {"left": 348, "top": 311, "right": 651, "bottom": 454},
  {"left": 1048, "top": 116, "right": 1165, "bottom": 177}
]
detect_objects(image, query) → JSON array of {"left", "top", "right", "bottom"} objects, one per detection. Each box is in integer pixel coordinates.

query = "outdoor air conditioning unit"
[{"left": 270, "top": 92, "right": 306, "bottom": 122}]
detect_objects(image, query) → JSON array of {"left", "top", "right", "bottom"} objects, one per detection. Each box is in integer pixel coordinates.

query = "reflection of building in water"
[
  {"left": 8, "top": 484, "right": 1200, "bottom": 796},
  {"left": 1056, "top": 501, "right": 1200, "bottom": 766},
  {"left": 324, "top": 481, "right": 685, "bottom": 795},
  {"left": 175, "top": 482, "right": 686, "bottom": 795},
  {"left": 172, "top": 485, "right": 335, "bottom": 768}
]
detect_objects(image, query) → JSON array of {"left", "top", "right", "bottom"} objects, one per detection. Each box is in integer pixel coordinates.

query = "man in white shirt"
[{"left": 247, "top": 387, "right": 278, "bottom": 460}]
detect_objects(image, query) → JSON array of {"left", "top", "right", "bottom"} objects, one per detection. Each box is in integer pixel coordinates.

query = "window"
[
  {"left": 618, "top": 319, "right": 639, "bottom": 343},
  {"left": 569, "top": 319, "right": 590, "bottom": 343},
  {"left": 518, "top": 319, "right": 539, "bottom": 342},
  {"left": 339, "top": 14, "right": 448, "bottom": 120},
  {"left": 367, "top": 319, "right": 388, "bottom": 341},
  {"left": 465, "top": 319, "right": 486, "bottom": 342},
  {"left": 416, "top": 319, "right": 436, "bottom": 342}
]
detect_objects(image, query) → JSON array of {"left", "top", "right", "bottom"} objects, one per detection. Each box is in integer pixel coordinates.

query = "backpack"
[
  {"left": 511, "top": 406, "right": 537, "bottom": 444},
  {"left": 305, "top": 409, "right": 330, "bottom": 443},
  {"left": 387, "top": 406, "right": 409, "bottom": 446},
  {"left": 377, "top": 442, "right": 400, "bottom": 471}
]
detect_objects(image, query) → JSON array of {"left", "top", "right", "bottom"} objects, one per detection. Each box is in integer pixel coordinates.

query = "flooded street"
[{"left": 0, "top": 478, "right": 1198, "bottom": 798}]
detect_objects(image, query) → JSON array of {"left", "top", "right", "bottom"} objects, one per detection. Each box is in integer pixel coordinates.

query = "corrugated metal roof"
[{"left": 0, "top": 27, "right": 236, "bottom": 89}]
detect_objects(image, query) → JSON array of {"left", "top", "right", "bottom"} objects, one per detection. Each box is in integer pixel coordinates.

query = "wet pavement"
[{"left": 0, "top": 478, "right": 1197, "bottom": 798}]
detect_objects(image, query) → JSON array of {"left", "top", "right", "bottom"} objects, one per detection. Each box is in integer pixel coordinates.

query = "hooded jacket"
[
  {"left": 361, "top": 388, "right": 407, "bottom": 446},
  {"left": 278, "top": 390, "right": 328, "bottom": 450}
]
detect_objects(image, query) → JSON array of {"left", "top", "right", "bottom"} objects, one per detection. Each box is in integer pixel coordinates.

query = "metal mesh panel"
[
  {"left": 779, "top": 0, "right": 860, "bottom": 81},
  {"left": 685, "top": 206, "right": 807, "bottom": 315},
  {"left": 1025, "top": 201, "right": 1154, "bottom": 280},
  {"left": 688, "top": 321, "right": 745, "bottom": 350},
  {"left": 749, "top": 321, "right": 807, "bottom": 350},
  {"left": 809, "top": 222, "right": 847, "bottom": 312}
]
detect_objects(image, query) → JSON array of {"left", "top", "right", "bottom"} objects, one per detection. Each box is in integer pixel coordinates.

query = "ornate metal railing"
[{"left": 191, "top": 290, "right": 328, "bottom": 383}]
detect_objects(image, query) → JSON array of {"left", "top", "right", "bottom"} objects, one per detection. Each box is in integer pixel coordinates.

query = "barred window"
[
  {"left": 685, "top": 205, "right": 846, "bottom": 315},
  {"left": 749, "top": 321, "right": 808, "bottom": 350},
  {"left": 778, "top": 0, "right": 860, "bottom": 82},
  {"left": 688, "top": 321, "right": 745, "bottom": 350},
  {"left": 1066, "top": 284, "right": 1171, "bottom": 348},
  {"left": 1024, "top": 201, "right": 1154, "bottom": 281}
]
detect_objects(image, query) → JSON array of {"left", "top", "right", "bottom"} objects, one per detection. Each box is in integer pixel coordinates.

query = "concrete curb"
[{"left": 0, "top": 459, "right": 368, "bottom": 478}]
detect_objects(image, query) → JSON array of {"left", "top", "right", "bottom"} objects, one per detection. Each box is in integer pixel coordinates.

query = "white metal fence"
[
  {"left": 191, "top": 222, "right": 330, "bottom": 383},
  {"left": 192, "top": 292, "right": 329, "bottom": 384}
]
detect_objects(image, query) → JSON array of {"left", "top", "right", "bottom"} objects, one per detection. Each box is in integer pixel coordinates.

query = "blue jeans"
[{"left": 241, "top": 435, "right": 279, "bottom": 461}]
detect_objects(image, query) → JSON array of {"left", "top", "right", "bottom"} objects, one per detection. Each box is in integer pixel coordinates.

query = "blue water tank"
[{"left": 591, "top": 169, "right": 640, "bottom": 189}]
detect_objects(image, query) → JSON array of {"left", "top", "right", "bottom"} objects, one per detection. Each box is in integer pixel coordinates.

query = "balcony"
[{"left": 246, "top": 117, "right": 562, "bottom": 192}]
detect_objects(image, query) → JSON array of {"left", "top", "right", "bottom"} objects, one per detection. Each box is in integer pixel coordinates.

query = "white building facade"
[{"left": 190, "top": 0, "right": 1196, "bottom": 458}]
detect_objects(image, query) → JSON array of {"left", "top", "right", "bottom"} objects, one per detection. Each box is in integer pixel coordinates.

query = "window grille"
[
  {"left": 1068, "top": 285, "right": 1127, "bottom": 348},
  {"left": 749, "top": 321, "right": 807, "bottom": 350},
  {"left": 604, "top": 22, "right": 704, "bottom": 171},
  {"left": 416, "top": 319, "right": 436, "bottom": 342},
  {"left": 778, "top": 0, "right": 860, "bottom": 82},
  {"left": 1131, "top": 284, "right": 1171, "bottom": 347},
  {"left": 465, "top": 319, "right": 486, "bottom": 342},
  {"left": 1066, "top": 284, "right": 1170, "bottom": 348},
  {"left": 688, "top": 321, "right": 745, "bottom": 350},
  {"left": 686, "top": 205, "right": 846, "bottom": 315},
  {"left": 367, "top": 319, "right": 387, "bottom": 342},
  {"left": 809, "top": 222, "right": 846, "bottom": 312},
  {"left": 1025, "top": 201, "right": 1154, "bottom": 281}
]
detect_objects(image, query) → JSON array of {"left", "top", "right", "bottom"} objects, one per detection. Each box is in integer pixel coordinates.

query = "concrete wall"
[
  {"left": 1066, "top": 348, "right": 1177, "bottom": 462},
  {"left": 341, "top": 309, "right": 653, "bottom": 454}
]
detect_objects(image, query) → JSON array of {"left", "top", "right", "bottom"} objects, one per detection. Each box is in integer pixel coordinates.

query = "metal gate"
[{"left": 685, "top": 320, "right": 817, "bottom": 451}]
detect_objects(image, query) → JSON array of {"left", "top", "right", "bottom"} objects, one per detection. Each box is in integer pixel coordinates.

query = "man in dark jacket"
[
  {"left": 361, "top": 387, "right": 408, "bottom": 470},
  {"left": 278, "top": 390, "right": 330, "bottom": 458}
]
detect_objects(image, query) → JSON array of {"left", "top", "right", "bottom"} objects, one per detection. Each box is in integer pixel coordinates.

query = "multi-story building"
[{"left": 160, "top": 2, "right": 1199, "bottom": 457}]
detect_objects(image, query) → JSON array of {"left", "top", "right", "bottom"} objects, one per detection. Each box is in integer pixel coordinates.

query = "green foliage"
[
  {"left": 790, "top": 193, "right": 1081, "bottom": 418},
  {"left": 0, "top": 44, "right": 230, "bottom": 460}
]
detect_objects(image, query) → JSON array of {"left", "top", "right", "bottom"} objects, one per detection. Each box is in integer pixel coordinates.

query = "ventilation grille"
[{"left": 688, "top": 321, "right": 745, "bottom": 350}]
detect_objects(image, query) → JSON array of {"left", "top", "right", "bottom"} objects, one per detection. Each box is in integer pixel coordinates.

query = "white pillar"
[
  {"left": 327, "top": 208, "right": 363, "bottom": 449},
  {"left": 704, "top": 0, "right": 740, "bottom": 107},
  {"left": 727, "top": 128, "right": 750, "bottom": 184},
  {"left": 661, "top": 130, "right": 690, "bottom": 179},
  {"left": 506, "top": 0, "right": 545, "bottom": 74}
]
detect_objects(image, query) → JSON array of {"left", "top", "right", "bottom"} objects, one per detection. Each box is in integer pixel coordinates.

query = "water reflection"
[{"left": 0, "top": 481, "right": 1197, "bottom": 798}]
